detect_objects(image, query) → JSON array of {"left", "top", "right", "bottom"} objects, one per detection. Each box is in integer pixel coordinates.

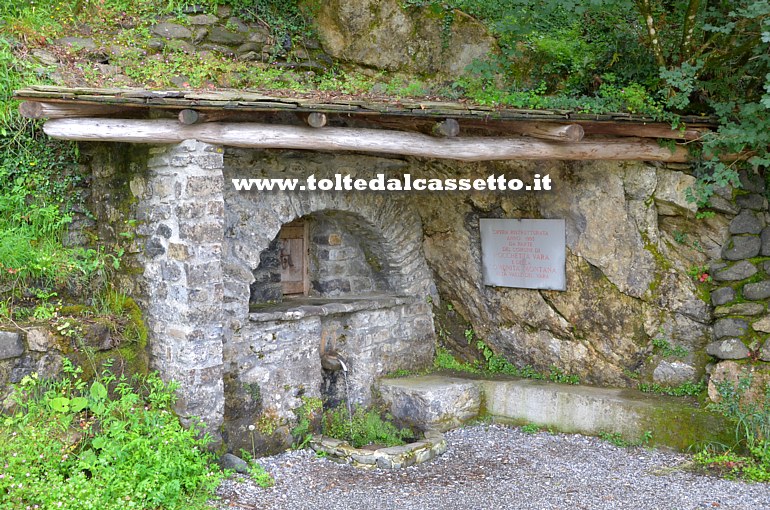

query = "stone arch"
[{"left": 223, "top": 190, "right": 435, "bottom": 321}]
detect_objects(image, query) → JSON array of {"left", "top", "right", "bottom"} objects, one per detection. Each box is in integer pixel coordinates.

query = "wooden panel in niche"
[{"left": 279, "top": 220, "right": 308, "bottom": 295}]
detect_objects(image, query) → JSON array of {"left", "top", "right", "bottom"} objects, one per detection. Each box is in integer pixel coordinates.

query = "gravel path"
[{"left": 215, "top": 425, "right": 770, "bottom": 510}]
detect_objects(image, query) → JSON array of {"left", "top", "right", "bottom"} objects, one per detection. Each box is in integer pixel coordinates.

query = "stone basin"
[{"left": 309, "top": 431, "right": 447, "bottom": 469}]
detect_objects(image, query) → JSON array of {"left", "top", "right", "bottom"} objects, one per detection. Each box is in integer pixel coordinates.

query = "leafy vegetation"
[
  {"left": 290, "top": 397, "right": 413, "bottom": 449},
  {"left": 0, "top": 360, "right": 224, "bottom": 510},
  {"left": 696, "top": 373, "right": 770, "bottom": 482},
  {"left": 433, "top": 336, "right": 580, "bottom": 385},
  {"left": 638, "top": 381, "right": 705, "bottom": 397},
  {"left": 290, "top": 396, "right": 323, "bottom": 449},
  {"left": 599, "top": 430, "right": 653, "bottom": 448},
  {"left": 403, "top": 0, "right": 770, "bottom": 206},
  {"left": 651, "top": 335, "right": 690, "bottom": 359},
  {"left": 320, "top": 405, "right": 413, "bottom": 449}
]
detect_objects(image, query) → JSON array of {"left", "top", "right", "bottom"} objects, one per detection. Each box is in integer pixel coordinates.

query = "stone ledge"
[
  {"left": 309, "top": 431, "right": 446, "bottom": 469},
  {"left": 378, "top": 375, "right": 734, "bottom": 451},
  {"left": 248, "top": 295, "right": 418, "bottom": 322}
]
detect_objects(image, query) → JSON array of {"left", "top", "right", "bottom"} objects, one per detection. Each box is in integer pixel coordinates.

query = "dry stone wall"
[{"left": 706, "top": 171, "right": 770, "bottom": 397}]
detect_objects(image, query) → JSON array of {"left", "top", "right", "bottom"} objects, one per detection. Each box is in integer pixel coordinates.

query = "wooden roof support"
[
  {"left": 304, "top": 112, "right": 327, "bottom": 128},
  {"left": 509, "top": 122, "right": 584, "bottom": 142},
  {"left": 433, "top": 119, "right": 460, "bottom": 137},
  {"left": 42, "top": 117, "right": 690, "bottom": 162},
  {"left": 178, "top": 109, "right": 234, "bottom": 125},
  {"left": 19, "top": 100, "right": 134, "bottom": 119}
]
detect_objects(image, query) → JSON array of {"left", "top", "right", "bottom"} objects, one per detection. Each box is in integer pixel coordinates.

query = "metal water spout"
[{"left": 321, "top": 351, "right": 347, "bottom": 372}]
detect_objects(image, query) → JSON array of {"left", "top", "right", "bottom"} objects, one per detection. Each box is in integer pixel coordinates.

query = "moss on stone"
[{"left": 641, "top": 231, "right": 672, "bottom": 296}]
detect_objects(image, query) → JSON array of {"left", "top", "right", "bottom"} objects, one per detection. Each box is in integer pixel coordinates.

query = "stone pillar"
[{"left": 138, "top": 139, "right": 225, "bottom": 439}]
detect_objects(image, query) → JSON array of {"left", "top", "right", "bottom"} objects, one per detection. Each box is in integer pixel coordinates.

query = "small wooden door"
[{"left": 279, "top": 221, "right": 308, "bottom": 296}]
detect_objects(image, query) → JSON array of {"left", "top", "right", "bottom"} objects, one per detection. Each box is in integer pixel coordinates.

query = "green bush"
[{"left": 0, "top": 360, "right": 224, "bottom": 510}]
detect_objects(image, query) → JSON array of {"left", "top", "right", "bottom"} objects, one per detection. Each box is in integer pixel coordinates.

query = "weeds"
[
  {"left": 0, "top": 360, "right": 224, "bottom": 509},
  {"left": 320, "top": 405, "right": 412, "bottom": 449},
  {"left": 639, "top": 381, "right": 705, "bottom": 397},
  {"left": 651, "top": 335, "right": 690, "bottom": 359},
  {"left": 696, "top": 374, "right": 770, "bottom": 482},
  {"left": 599, "top": 430, "right": 653, "bottom": 448},
  {"left": 433, "top": 337, "right": 580, "bottom": 385}
]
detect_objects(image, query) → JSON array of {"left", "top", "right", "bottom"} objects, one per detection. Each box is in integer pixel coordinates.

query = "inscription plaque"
[{"left": 480, "top": 218, "right": 566, "bottom": 290}]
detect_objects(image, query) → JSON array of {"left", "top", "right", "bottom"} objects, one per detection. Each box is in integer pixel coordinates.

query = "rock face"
[
  {"left": 418, "top": 160, "right": 722, "bottom": 386},
  {"left": 308, "top": 0, "right": 497, "bottom": 76}
]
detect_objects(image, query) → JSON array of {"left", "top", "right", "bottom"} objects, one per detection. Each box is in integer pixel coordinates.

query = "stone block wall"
[
  {"left": 224, "top": 297, "right": 433, "bottom": 452},
  {"left": 128, "top": 140, "right": 227, "bottom": 439},
  {"left": 309, "top": 215, "right": 389, "bottom": 296},
  {"left": 222, "top": 149, "right": 437, "bottom": 453},
  {"left": 249, "top": 237, "right": 283, "bottom": 304},
  {"left": 706, "top": 171, "right": 770, "bottom": 387},
  {"left": 0, "top": 329, "right": 63, "bottom": 405}
]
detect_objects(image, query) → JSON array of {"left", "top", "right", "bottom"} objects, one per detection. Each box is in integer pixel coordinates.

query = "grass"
[
  {"left": 433, "top": 339, "right": 580, "bottom": 385},
  {"left": 599, "top": 430, "right": 653, "bottom": 448}
]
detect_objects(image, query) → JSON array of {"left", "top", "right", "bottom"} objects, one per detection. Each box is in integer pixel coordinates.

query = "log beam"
[
  {"left": 178, "top": 109, "right": 233, "bottom": 125},
  {"left": 580, "top": 121, "right": 706, "bottom": 141},
  {"left": 42, "top": 118, "right": 691, "bottom": 162},
  {"left": 510, "top": 122, "right": 584, "bottom": 142},
  {"left": 304, "top": 112, "right": 327, "bottom": 128},
  {"left": 19, "top": 100, "right": 133, "bottom": 119}
]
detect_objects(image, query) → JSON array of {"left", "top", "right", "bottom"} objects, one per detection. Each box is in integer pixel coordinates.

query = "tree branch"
[
  {"left": 635, "top": 0, "right": 667, "bottom": 68},
  {"left": 679, "top": 0, "right": 701, "bottom": 63}
]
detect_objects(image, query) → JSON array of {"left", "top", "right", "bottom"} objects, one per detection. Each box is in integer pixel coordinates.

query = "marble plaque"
[{"left": 480, "top": 218, "right": 566, "bottom": 290}]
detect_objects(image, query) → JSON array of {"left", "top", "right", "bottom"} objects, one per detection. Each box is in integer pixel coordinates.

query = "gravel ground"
[{"left": 214, "top": 425, "right": 770, "bottom": 510}]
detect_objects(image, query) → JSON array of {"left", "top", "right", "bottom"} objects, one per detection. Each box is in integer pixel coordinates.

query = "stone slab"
[
  {"left": 712, "top": 260, "right": 757, "bottom": 282},
  {"left": 479, "top": 218, "right": 566, "bottom": 291},
  {"left": 479, "top": 378, "right": 732, "bottom": 451},
  {"left": 26, "top": 328, "right": 55, "bottom": 352},
  {"left": 721, "top": 235, "right": 761, "bottom": 261},
  {"left": 743, "top": 281, "right": 770, "bottom": 301},
  {"left": 706, "top": 338, "right": 750, "bottom": 360},
  {"left": 377, "top": 375, "right": 482, "bottom": 432},
  {"left": 711, "top": 286, "right": 736, "bottom": 306},
  {"left": 729, "top": 209, "right": 764, "bottom": 234},
  {"left": 0, "top": 331, "right": 24, "bottom": 360},
  {"left": 713, "top": 318, "right": 748, "bottom": 339},
  {"left": 714, "top": 302, "right": 765, "bottom": 317},
  {"left": 753, "top": 316, "right": 770, "bottom": 333}
]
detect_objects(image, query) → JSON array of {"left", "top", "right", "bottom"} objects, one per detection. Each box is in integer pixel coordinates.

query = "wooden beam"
[
  {"left": 178, "top": 109, "right": 233, "bottom": 125},
  {"left": 42, "top": 118, "right": 691, "bottom": 162},
  {"left": 580, "top": 121, "right": 706, "bottom": 141},
  {"left": 19, "top": 100, "right": 133, "bottom": 119},
  {"left": 510, "top": 122, "right": 584, "bottom": 142}
]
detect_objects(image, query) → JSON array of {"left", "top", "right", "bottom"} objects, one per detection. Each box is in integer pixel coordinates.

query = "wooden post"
[
  {"left": 433, "top": 119, "right": 460, "bottom": 137},
  {"left": 305, "top": 112, "right": 327, "bottom": 128},
  {"left": 178, "top": 109, "right": 233, "bottom": 125}
]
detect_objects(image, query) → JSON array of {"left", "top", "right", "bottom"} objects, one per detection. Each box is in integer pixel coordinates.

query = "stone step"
[{"left": 377, "top": 374, "right": 733, "bottom": 451}]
